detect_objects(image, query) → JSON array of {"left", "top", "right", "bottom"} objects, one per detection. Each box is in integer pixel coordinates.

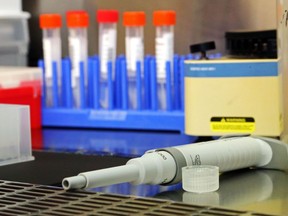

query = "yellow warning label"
[{"left": 210, "top": 117, "right": 255, "bottom": 133}]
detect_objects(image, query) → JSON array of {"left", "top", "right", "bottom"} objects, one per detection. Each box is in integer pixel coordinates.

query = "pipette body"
[{"left": 62, "top": 136, "right": 288, "bottom": 190}]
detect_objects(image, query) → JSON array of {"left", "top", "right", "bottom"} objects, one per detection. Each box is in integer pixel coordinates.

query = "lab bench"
[{"left": 0, "top": 128, "right": 287, "bottom": 216}]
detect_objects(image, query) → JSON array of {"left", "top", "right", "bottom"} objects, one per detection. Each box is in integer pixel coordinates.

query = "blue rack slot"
[
  {"left": 107, "top": 61, "right": 114, "bottom": 110},
  {"left": 121, "top": 58, "right": 128, "bottom": 110},
  {"left": 79, "top": 61, "right": 86, "bottom": 109},
  {"left": 150, "top": 57, "right": 158, "bottom": 111},
  {"left": 136, "top": 61, "right": 142, "bottom": 110},
  {"left": 144, "top": 56, "right": 151, "bottom": 110},
  {"left": 52, "top": 61, "right": 59, "bottom": 108},
  {"left": 165, "top": 61, "right": 172, "bottom": 111},
  {"left": 87, "top": 58, "right": 93, "bottom": 108},
  {"left": 63, "top": 58, "right": 73, "bottom": 108},
  {"left": 173, "top": 55, "right": 180, "bottom": 110},
  {"left": 115, "top": 57, "right": 122, "bottom": 109}
]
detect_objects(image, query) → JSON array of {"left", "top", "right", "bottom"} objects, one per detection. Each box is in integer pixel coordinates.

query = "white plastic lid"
[
  {"left": 0, "top": 67, "right": 42, "bottom": 88},
  {"left": 182, "top": 165, "right": 219, "bottom": 193}
]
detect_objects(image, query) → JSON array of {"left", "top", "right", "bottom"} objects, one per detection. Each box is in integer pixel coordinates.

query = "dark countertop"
[
  {"left": 0, "top": 150, "right": 129, "bottom": 187},
  {"left": 1, "top": 128, "right": 288, "bottom": 215}
]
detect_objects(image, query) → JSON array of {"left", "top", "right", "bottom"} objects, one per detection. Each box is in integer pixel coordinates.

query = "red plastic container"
[{"left": 0, "top": 67, "right": 42, "bottom": 129}]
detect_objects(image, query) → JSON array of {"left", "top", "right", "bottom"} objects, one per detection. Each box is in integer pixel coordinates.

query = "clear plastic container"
[
  {"left": 123, "top": 11, "right": 145, "bottom": 109},
  {"left": 40, "top": 14, "right": 62, "bottom": 107},
  {"left": 0, "top": 0, "right": 22, "bottom": 13},
  {"left": 66, "top": 10, "right": 89, "bottom": 108},
  {"left": 0, "top": 103, "right": 34, "bottom": 166},
  {"left": 97, "top": 10, "right": 118, "bottom": 109},
  {"left": 182, "top": 165, "right": 219, "bottom": 193},
  {"left": 153, "top": 10, "right": 176, "bottom": 110},
  {"left": 0, "top": 11, "right": 30, "bottom": 67}
]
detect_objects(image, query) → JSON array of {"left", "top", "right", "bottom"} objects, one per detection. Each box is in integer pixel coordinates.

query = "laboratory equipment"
[
  {"left": 189, "top": 41, "right": 216, "bottom": 60},
  {"left": 0, "top": 66, "right": 42, "bottom": 129},
  {"left": 184, "top": 59, "right": 282, "bottom": 136},
  {"left": 0, "top": 180, "right": 269, "bottom": 216},
  {"left": 0, "top": 104, "right": 34, "bottom": 166},
  {"left": 66, "top": 10, "right": 89, "bottom": 108},
  {"left": 123, "top": 11, "right": 145, "bottom": 109},
  {"left": 39, "top": 14, "right": 62, "bottom": 107},
  {"left": 279, "top": 0, "right": 288, "bottom": 142},
  {"left": 153, "top": 10, "right": 176, "bottom": 110},
  {"left": 225, "top": 29, "right": 277, "bottom": 59},
  {"left": 62, "top": 135, "right": 288, "bottom": 190},
  {"left": 40, "top": 55, "right": 185, "bottom": 132},
  {"left": 97, "top": 10, "right": 118, "bottom": 109}
]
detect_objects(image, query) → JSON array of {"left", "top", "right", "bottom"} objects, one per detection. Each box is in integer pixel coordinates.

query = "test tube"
[
  {"left": 153, "top": 10, "right": 176, "bottom": 110},
  {"left": 123, "top": 11, "right": 145, "bottom": 109},
  {"left": 66, "top": 10, "right": 89, "bottom": 108},
  {"left": 97, "top": 10, "right": 119, "bottom": 109},
  {"left": 39, "top": 14, "right": 62, "bottom": 107}
]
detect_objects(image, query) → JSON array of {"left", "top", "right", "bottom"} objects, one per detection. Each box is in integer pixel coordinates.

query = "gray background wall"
[{"left": 23, "top": 0, "right": 277, "bottom": 65}]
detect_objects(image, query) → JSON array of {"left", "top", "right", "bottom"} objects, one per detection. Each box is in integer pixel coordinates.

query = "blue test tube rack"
[{"left": 39, "top": 55, "right": 186, "bottom": 132}]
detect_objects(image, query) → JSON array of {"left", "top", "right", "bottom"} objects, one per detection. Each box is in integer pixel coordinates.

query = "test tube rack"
[{"left": 39, "top": 55, "right": 186, "bottom": 132}]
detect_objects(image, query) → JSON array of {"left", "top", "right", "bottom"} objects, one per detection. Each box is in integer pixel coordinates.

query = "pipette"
[{"left": 62, "top": 135, "right": 288, "bottom": 190}]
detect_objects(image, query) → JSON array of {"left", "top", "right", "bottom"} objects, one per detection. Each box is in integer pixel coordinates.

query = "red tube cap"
[
  {"left": 123, "top": 11, "right": 145, "bottom": 26},
  {"left": 153, "top": 10, "right": 176, "bottom": 26},
  {"left": 40, "top": 14, "right": 62, "bottom": 29},
  {"left": 66, "top": 10, "right": 89, "bottom": 28},
  {"left": 97, "top": 10, "right": 119, "bottom": 23}
]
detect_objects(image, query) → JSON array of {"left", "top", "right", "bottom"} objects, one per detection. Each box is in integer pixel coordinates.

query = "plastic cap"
[
  {"left": 182, "top": 165, "right": 219, "bottom": 193},
  {"left": 97, "top": 10, "right": 119, "bottom": 23},
  {"left": 123, "top": 11, "right": 145, "bottom": 26},
  {"left": 40, "top": 14, "right": 61, "bottom": 29},
  {"left": 66, "top": 11, "right": 89, "bottom": 28},
  {"left": 153, "top": 10, "right": 176, "bottom": 26}
]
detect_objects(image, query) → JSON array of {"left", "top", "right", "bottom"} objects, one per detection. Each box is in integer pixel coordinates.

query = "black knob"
[{"left": 190, "top": 41, "right": 216, "bottom": 60}]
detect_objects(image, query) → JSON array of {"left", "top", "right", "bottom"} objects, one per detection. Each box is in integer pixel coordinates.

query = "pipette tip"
[{"left": 62, "top": 175, "right": 86, "bottom": 190}]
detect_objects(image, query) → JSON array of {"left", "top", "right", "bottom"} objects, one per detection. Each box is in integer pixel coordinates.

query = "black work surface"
[{"left": 0, "top": 150, "right": 130, "bottom": 187}]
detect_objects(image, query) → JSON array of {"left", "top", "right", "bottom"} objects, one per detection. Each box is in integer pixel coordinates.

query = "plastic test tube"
[
  {"left": 97, "top": 10, "right": 119, "bottom": 109},
  {"left": 123, "top": 11, "right": 145, "bottom": 109},
  {"left": 66, "top": 11, "right": 89, "bottom": 108},
  {"left": 39, "top": 14, "right": 62, "bottom": 107},
  {"left": 153, "top": 10, "right": 176, "bottom": 110}
]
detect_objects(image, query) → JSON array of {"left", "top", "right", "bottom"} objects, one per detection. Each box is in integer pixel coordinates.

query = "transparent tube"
[
  {"left": 99, "top": 23, "right": 117, "bottom": 109},
  {"left": 126, "top": 26, "right": 144, "bottom": 109},
  {"left": 155, "top": 25, "right": 174, "bottom": 110},
  {"left": 68, "top": 27, "right": 88, "bottom": 108},
  {"left": 42, "top": 28, "right": 61, "bottom": 107}
]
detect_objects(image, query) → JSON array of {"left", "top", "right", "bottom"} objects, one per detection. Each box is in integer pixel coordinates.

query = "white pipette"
[{"left": 62, "top": 135, "right": 288, "bottom": 190}]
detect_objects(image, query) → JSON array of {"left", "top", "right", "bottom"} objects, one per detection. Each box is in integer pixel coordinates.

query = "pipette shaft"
[{"left": 62, "top": 136, "right": 288, "bottom": 190}]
